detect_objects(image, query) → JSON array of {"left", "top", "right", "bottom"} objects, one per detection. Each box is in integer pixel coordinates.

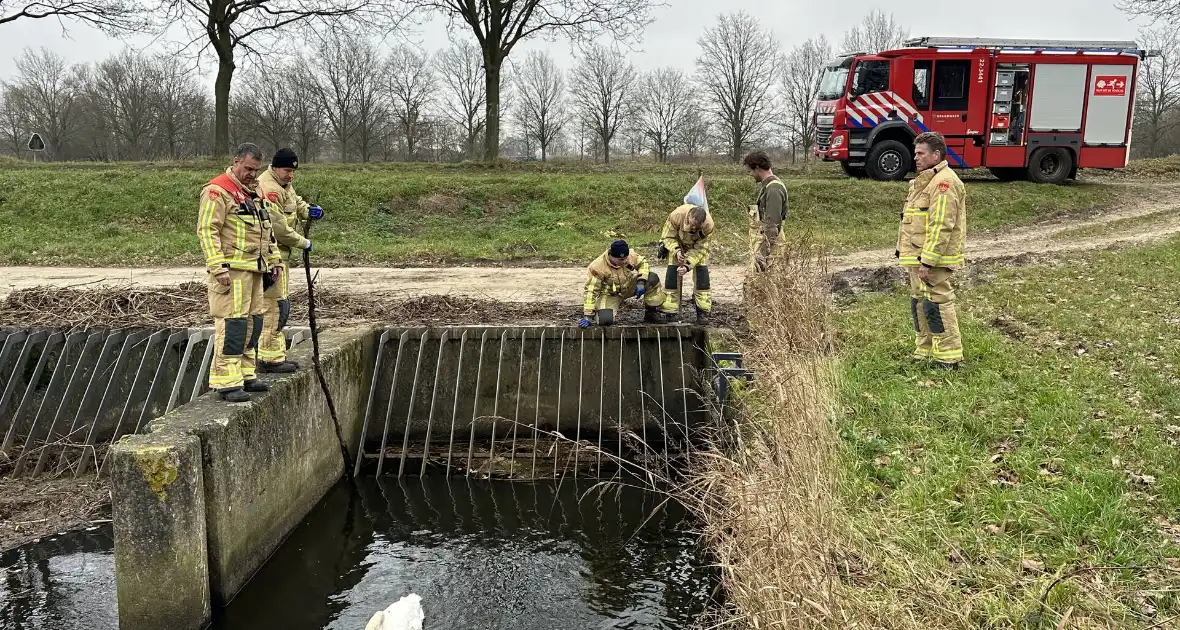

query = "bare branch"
[
  {"left": 779, "top": 35, "right": 831, "bottom": 161},
  {"left": 636, "top": 68, "right": 692, "bottom": 162},
  {"left": 436, "top": 39, "right": 487, "bottom": 158},
  {"left": 839, "top": 9, "right": 907, "bottom": 54},
  {"left": 569, "top": 43, "right": 637, "bottom": 163},
  {"left": 512, "top": 50, "right": 568, "bottom": 161},
  {"left": 0, "top": 0, "right": 146, "bottom": 32},
  {"left": 696, "top": 11, "right": 779, "bottom": 162},
  {"left": 405, "top": 0, "right": 663, "bottom": 159}
]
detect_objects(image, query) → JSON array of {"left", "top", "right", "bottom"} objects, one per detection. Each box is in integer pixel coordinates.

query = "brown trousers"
[
  {"left": 207, "top": 270, "right": 265, "bottom": 390},
  {"left": 258, "top": 262, "right": 291, "bottom": 363},
  {"left": 907, "top": 266, "right": 963, "bottom": 364}
]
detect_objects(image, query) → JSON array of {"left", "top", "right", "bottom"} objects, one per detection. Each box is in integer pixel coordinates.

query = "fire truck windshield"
[{"left": 816, "top": 59, "right": 852, "bottom": 100}]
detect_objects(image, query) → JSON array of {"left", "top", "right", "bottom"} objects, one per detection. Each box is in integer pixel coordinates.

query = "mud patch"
[
  {"left": 417, "top": 193, "right": 468, "bottom": 216},
  {"left": 831, "top": 266, "right": 904, "bottom": 296},
  {"left": 0, "top": 285, "right": 747, "bottom": 331}
]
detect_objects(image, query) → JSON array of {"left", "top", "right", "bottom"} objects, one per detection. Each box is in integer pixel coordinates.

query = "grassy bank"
[
  {"left": 833, "top": 239, "right": 1180, "bottom": 626},
  {"left": 0, "top": 161, "right": 1119, "bottom": 266},
  {"left": 697, "top": 238, "right": 1180, "bottom": 628}
]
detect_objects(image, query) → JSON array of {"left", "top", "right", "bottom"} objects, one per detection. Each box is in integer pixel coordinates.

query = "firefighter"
[
  {"left": 896, "top": 131, "right": 967, "bottom": 369},
  {"left": 579, "top": 240, "right": 673, "bottom": 327},
  {"left": 197, "top": 143, "right": 283, "bottom": 402},
  {"left": 659, "top": 204, "right": 714, "bottom": 323},
  {"left": 742, "top": 150, "right": 788, "bottom": 272},
  {"left": 255, "top": 148, "right": 324, "bottom": 372}
]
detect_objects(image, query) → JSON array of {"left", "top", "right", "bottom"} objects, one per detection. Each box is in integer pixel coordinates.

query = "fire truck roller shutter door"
[{"left": 1084, "top": 65, "right": 1134, "bottom": 146}]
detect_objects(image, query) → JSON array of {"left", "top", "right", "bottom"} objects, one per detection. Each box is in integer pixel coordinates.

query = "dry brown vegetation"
[{"left": 675, "top": 245, "right": 855, "bottom": 627}]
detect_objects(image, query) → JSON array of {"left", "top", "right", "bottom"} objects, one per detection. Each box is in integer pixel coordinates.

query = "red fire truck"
[{"left": 812, "top": 37, "right": 1151, "bottom": 183}]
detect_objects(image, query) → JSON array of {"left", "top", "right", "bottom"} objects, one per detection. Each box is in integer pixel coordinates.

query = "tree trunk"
[
  {"left": 603, "top": 137, "right": 611, "bottom": 164},
  {"left": 483, "top": 53, "right": 502, "bottom": 162},
  {"left": 214, "top": 56, "right": 234, "bottom": 157}
]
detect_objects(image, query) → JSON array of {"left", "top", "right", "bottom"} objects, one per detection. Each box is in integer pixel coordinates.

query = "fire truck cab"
[{"left": 813, "top": 37, "right": 1150, "bottom": 183}]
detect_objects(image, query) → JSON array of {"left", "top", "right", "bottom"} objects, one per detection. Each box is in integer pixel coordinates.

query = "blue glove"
[
  {"left": 303, "top": 240, "right": 312, "bottom": 251},
  {"left": 308, "top": 205, "right": 324, "bottom": 220},
  {"left": 578, "top": 317, "right": 591, "bottom": 328},
  {"left": 634, "top": 281, "right": 646, "bottom": 297}
]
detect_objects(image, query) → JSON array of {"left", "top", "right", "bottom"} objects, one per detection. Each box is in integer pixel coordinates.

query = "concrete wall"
[
  {"left": 110, "top": 326, "right": 375, "bottom": 630},
  {"left": 363, "top": 326, "right": 711, "bottom": 448}
]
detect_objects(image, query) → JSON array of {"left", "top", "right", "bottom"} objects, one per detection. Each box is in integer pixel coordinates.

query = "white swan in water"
[{"left": 364, "top": 593, "right": 424, "bottom": 630}]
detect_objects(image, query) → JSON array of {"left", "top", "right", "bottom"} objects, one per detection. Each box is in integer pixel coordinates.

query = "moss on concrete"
[{"left": 133, "top": 446, "right": 180, "bottom": 501}]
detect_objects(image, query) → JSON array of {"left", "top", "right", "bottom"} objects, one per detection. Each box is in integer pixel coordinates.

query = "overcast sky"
[{"left": 0, "top": 0, "right": 1145, "bottom": 82}]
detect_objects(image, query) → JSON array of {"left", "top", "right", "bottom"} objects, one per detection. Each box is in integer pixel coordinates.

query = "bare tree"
[
  {"left": 405, "top": 0, "right": 659, "bottom": 161},
  {"left": 6, "top": 48, "right": 86, "bottom": 159},
  {"left": 840, "top": 10, "right": 908, "bottom": 53},
  {"left": 0, "top": 85, "right": 27, "bottom": 156},
  {"left": 386, "top": 45, "right": 435, "bottom": 161},
  {"left": 780, "top": 35, "right": 831, "bottom": 160},
  {"left": 697, "top": 11, "right": 779, "bottom": 162},
  {"left": 151, "top": 0, "right": 392, "bottom": 156},
  {"left": 348, "top": 42, "right": 388, "bottom": 162},
  {"left": 1134, "top": 27, "right": 1180, "bottom": 157},
  {"left": 1119, "top": 0, "right": 1180, "bottom": 20},
  {"left": 436, "top": 40, "right": 486, "bottom": 159},
  {"left": 311, "top": 32, "right": 368, "bottom": 161},
  {"left": 676, "top": 106, "right": 710, "bottom": 158},
  {"left": 232, "top": 66, "right": 295, "bottom": 154},
  {"left": 636, "top": 68, "right": 691, "bottom": 163},
  {"left": 153, "top": 55, "right": 208, "bottom": 159},
  {"left": 89, "top": 50, "right": 161, "bottom": 159},
  {"left": 569, "top": 44, "right": 636, "bottom": 163},
  {"left": 289, "top": 62, "right": 325, "bottom": 161},
  {"left": 513, "top": 51, "right": 567, "bottom": 162},
  {"left": 0, "top": 0, "right": 145, "bottom": 31}
]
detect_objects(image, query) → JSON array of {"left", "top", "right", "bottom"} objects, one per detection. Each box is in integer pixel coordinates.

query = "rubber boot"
[
  {"left": 218, "top": 388, "right": 250, "bottom": 403},
  {"left": 695, "top": 307, "right": 708, "bottom": 325},
  {"left": 644, "top": 308, "right": 665, "bottom": 324},
  {"left": 259, "top": 360, "right": 298, "bottom": 374},
  {"left": 935, "top": 362, "right": 961, "bottom": 371},
  {"left": 243, "top": 379, "right": 269, "bottom": 393}
]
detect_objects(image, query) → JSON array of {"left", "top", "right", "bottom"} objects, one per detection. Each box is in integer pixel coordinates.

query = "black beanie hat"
[
  {"left": 608, "top": 240, "right": 629, "bottom": 258},
  {"left": 272, "top": 148, "right": 298, "bottom": 169}
]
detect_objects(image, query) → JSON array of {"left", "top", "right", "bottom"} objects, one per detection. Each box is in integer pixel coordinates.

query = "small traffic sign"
[{"left": 27, "top": 133, "right": 45, "bottom": 152}]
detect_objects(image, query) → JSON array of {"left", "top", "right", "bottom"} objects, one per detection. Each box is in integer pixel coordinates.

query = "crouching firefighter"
[
  {"left": 197, "top": 143, "right": 283, "bottom": 402},
  {"left": 659, "top": 204, "right": 714, "bottom": 323},
  {"left": 255, "top": 148, "right": 324, "bottom": 373},
  {"left": 579, "top": 240, "right": 675, "bottom": 327}
]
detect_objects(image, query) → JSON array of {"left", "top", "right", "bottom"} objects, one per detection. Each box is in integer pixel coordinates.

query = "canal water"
[{"left": 1, "top": 477, "right": 715, "bottom": 629}]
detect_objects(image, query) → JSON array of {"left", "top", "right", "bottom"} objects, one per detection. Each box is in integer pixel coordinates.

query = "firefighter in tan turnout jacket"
[
  {"left": 197, "top": 144, "right": 283, "bottom": 402},
  {"left": 660, "top": 204, "right": 714, "bottom": 323},
  {"left": 255, "top": 148, "right": 323, "bottom": 372},
  {"left": 896, "top": 132, "right": 967, "bottom": 368},
  {"left": 579, "top": 240, "right": 675, "bottom": 327}
]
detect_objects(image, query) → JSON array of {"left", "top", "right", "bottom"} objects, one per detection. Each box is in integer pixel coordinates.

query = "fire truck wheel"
[
  {"left": 1028, "top": 148, "right": 1073, "bottom": 185},
  {"left": 865, "top": 140, "right": 912, "bottom": 181},
  {"left": 840, "top": 162, "right": 867, "bottom": 178}
]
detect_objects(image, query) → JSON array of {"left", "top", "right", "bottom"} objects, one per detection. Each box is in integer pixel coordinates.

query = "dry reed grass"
[{"left": 672, "top": 244, "right": 857, "bottom": 628}]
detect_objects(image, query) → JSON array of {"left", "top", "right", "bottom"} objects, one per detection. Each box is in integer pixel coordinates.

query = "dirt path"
[
  {"left": 829, "top": 186, "right": 1180, "bottom": 272},
  {"left": 3, "top": 190, "right": 1177, "bottom": 301}
]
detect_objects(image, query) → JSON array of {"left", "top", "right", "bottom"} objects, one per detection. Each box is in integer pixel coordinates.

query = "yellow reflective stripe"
[
  {"left": 583, "top": 276, "right": 601, "bottom": 313},
  {"left": 898, "top": 255, "right": 921, "bottom": 264},
  {"left": 232, "top": 278, "right": 243, "bottom": 317},
  {"left": 235, "top": 216, "right": 246, "bottom": 254},
  {"left": 199, "top": 199, "right": 219, "bottom": 261},
  {"left": 927, "top": 194, "right": 947, "bottom": 255}
]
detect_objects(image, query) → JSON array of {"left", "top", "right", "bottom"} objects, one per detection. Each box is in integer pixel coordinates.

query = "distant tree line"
[{"left": 7, "top": 0, "right": 1178, "bottom": 164}]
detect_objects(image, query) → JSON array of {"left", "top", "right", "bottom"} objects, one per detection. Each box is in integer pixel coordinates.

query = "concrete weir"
[{"left": 109, "top": 325, "right": 722, "bottom": 630}]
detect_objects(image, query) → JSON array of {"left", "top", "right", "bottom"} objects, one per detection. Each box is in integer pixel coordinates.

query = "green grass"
[
  {"left": 834, "top": 239, "right": 1180, "bottom": 625},
  {"left": 0, "top": 161, "right": 1121, "bottom": 266}
]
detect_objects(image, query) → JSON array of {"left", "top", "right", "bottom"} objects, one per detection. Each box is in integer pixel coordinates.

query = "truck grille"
[{"left": 816, "top": 122, "right": 833, "bottom": 151}]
